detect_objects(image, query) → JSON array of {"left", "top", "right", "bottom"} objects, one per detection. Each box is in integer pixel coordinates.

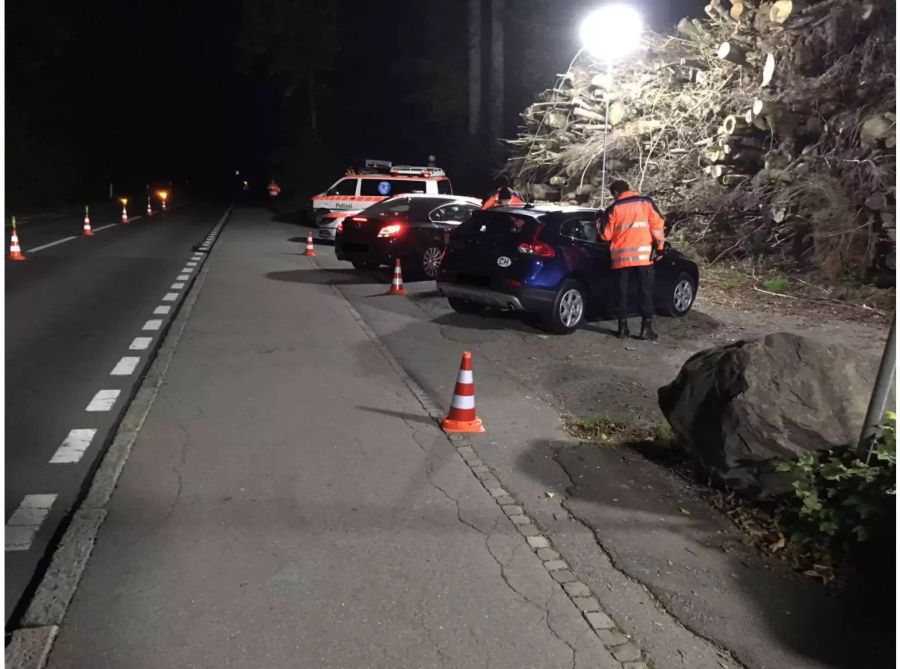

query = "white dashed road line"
[
  {"left": 130, "top": 336, "right": 153, "bottom": 350},
  {"left": 162, "top": 293, "right": 178, "bottom": 302},
  {"left": 50, "top": 429, "right": 98, "bottom": 464},
  {"left": 6, "top": 494, "right": 57, "bottom": 551},
  {"left": 171, "top": 282, "right": 185, "bottom": 290},
  {"left": 86, "top": 389, "right": 120, "bottom": 412},
  {"left": 153, "top": 305, "right": 171, "bottom": 315},
  {"left": 110, "top": 356, "right": 140, "bottom": 376},
  {"left": 177, "top": 274, "right": 190, "bottom": 281},
  {"left": 26, "top": 236, "right": 80, "bottom": 253},
  {"left": 181, "top": 267, "right": 194, "bottom": 274},
  {"left": 93, "top": 223, "right": 117, "bottom": 232},
  {"left": 143, "top": 319, "right": 163, "bottom": 331}
]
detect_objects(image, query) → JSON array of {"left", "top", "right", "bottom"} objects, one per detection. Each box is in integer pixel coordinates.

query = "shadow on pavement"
[
  {"left": 356, "top": 406, "right": 437, "bottom": 427},
  {"left": 265, "top": 268, "right": 377, "bottom": 286},
  {"left": 429, "top": 310, "right": 544, "bottom": 334},
  {"left": 516, "top": 436, "right": 894, "bottom": 669}
]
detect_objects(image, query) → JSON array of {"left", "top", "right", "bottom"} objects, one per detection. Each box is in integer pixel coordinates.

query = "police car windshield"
[{"left": 360, "top": 179, "right": 427, "bottom": 197}]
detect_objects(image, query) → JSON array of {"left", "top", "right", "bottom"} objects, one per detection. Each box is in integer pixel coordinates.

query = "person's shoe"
[
  {"left": 616, "top": 319, "right": 630, "bottom": 339},
  {"left": 640, "top": 319, "right": 658, "bottom": 341}
]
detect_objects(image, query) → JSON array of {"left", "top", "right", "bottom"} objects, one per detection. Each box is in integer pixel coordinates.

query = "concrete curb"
[
  {"left": 318, "top": 260, "right": 650, "bottom": 669},
  {"left": 6, "top": 207, "right": 232, "bottom": 669}
]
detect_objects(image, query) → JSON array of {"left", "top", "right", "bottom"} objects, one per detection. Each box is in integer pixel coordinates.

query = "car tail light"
[
  {"left": 351, "top": 216, "right": 367, "bottom": 222},
  {"left": 377, "top": 223, "right": 405, "bottom": 238},
  {"left": 336, "top": 221, "right": 343, "bottom": 233},
  {"left": 517, "top": 241, "right": 555, "bottom": 257}
]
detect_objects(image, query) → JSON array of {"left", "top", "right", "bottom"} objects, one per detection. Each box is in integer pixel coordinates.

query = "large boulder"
[{"left": 658, "top": 332, "right": 879, "bottom": 498}]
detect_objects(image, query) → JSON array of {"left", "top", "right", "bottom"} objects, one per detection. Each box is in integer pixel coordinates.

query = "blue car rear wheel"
[{"left": 544, "top": 279, "right": 586, "bottom": 335}]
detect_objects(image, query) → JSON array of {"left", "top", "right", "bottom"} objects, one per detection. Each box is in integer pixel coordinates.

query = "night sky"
[{"left": 6, "top": 0, "right": 702, "bottom": 208}]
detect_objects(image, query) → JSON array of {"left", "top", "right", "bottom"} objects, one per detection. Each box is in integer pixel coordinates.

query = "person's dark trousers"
[{"left": 616, "top": 265, "right": 655, "bottom": 320}]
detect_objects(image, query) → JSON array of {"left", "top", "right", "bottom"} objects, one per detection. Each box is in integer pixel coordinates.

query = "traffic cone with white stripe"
[
  {"left": 8, "top": 217, "right": 26, "bottom": 261},
  {"left": 146, "top": 197, "right": 152, "bottom": 215},
  {"left": 441, "top": 351, "right": 484, "bottom": 433},
  {"left": 387, "top": 258, "right": 407, "bottom": 295},
  {"left": 82, "top": 206, "right": 94, "bottom": 236},
  {"left": 121, "top": 204, "right": 129, "bottom": 224},
  {"left": 304, "top": 231, "right": 317, "bottom": 257}
]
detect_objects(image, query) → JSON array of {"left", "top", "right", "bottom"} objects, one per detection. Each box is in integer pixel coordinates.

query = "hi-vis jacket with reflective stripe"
[
  {"left": 482, "top": 188, "right": 525, "bottom": 209},
  {"left": 601, "top": 190, "right": 665, "bottom": 269}
]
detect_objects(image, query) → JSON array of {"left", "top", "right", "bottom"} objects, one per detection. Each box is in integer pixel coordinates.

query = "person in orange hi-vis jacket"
[
  {"left": 600, "top": 179, "right": 666, "bottom": 341},
  {"left": 482, "top": 175, "right": 525, "bottom": 209}
]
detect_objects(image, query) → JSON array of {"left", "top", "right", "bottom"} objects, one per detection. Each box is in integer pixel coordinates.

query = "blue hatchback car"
[{"left": 436, "top": 205, "right": 699, "bottom": 334}]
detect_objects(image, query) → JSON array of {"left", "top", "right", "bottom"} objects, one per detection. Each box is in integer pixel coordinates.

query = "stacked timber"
[{"left": 505, "top": 0, "right": 896, "bottom": 284}]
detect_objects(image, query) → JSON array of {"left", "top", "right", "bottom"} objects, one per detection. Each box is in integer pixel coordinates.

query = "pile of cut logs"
[{"left": 505, "top": 0, "right": 895, "bottom": 284}]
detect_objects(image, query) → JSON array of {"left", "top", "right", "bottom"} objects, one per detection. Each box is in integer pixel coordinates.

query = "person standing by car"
[
  {"left": 482, "top": 175, "right": 525, "bottom": 209},
  {"left": 600, "top": 179, "right": 666, "bottom": 341}
]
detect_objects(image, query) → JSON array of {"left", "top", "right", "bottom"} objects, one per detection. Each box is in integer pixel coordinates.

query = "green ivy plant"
[{"left": 775, "top": 412, "right": 896, "bottom": 548}]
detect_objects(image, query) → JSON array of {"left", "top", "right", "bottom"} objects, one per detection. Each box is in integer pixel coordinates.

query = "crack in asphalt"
[
  {"left": 123, "top": 405, "right": 197, "bottom": 552},
  {"left": 551, "top": 446, "right": 745, "bottom": 669},
  {"left": 401, "top": 403, "right": 580, "bottom": 668}
]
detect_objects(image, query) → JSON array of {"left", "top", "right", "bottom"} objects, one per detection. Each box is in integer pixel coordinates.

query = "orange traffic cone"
[
  {"left": 121, "top": 204, "right": 129, "bottom": 224},
  {"left": 82, "top": 206, "right": 94, "bottom": 236},
  {"left": 387, "top": 258, "right": 407, "bottom": 295},
  {"left": 304, "top": 231, "right": 317, "bottom": 257},
  {"left": 441, "top": 351, "right": 484, "bottom": 433},
  {"left": 8, "top": 217, "right": 26, "bottom": 261},
  {"left": 146, "top": 197, "right": 152, "bottom": 215}
]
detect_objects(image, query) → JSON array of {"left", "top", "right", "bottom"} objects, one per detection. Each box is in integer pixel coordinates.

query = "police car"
[{"left": 312, "top": 161, "right": 453, "bottom": 240}]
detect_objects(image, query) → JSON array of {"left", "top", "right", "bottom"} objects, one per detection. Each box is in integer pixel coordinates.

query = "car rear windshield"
[
  {"left": 359, "top": 179, "right": 428, "bottom": 197},
  {"left": 454, "top": 210, "right": 542, "bottom": 241},
  {"left": 358, "top": 197, "right": 425, "bottom": 217}
]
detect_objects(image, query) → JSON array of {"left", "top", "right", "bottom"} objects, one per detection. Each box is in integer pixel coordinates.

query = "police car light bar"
[
  {"left": 364, "top": 159, "right": 392, "bottom": 171},
  {"left": 389, "top": 165, "right": 446, "bottom": 177}
]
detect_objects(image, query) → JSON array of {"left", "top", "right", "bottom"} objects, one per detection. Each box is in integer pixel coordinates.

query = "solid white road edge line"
[
  {"left": 50, "top": 429, "right": 98, "bottom": 465},
  {"left": 6, "top": 495, "right": 58, "bottom": 551}
]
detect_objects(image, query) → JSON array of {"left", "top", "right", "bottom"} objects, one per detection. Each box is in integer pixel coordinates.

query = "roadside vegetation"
[{"left": 563, "top": 413, "right": 897, "bottom": 585}]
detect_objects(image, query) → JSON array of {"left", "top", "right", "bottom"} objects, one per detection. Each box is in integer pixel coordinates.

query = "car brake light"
[
  {"left": 336, "top": 221, "right": 343, "bottom": 233},
  {"left": 352, "top": 216, "right": 367, "bottom": 222},
  {"left": 517, "top": 241, "right": 555, "bottom": 257},
  {"left": 377, "top": 223, "right": 405, "bottom": 238}
]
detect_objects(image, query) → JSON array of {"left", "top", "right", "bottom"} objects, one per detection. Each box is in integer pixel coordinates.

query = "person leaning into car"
[{"left": 599, "top": 179, "right": 665, "bottom": 342}]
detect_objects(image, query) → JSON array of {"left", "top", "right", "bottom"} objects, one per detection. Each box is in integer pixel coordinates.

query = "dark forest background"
[{"left": 6, "top": 0, "right": 700, "bottom": 210}]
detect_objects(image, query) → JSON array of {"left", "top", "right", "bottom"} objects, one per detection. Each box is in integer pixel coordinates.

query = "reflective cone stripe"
[
  {"left": 304, "top": 232, "right": 317, "bottom": 256},
  {"left": 387, "top": 258, "right": 407, "bottom": 295},
  {"left": 162, "top": 200, "right": 166, "bottom": 211},
  {"left": 8, "top": 218, "right": 25, "bottom": 260},
  {"left": 441, "top": 351, "right": 484, "bottom": 433},
  {"left": 121, "top": 206, "right": 128, "bottom": 224},
  {"left": 83, "top": 206, "right": 94, "bottom": 236},
  {"left": 146, "top": 198, "right": 152, "bottom": 215}
]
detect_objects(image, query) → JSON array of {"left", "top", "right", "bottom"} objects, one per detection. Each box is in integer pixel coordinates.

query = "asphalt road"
[{"left": 5, "top": 201, "right": 228, "bottom": 626}]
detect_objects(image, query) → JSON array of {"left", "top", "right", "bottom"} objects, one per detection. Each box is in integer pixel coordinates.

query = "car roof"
[
  {"left": 384, "top": 193, "right": 481, "bottom": 205},
  {"left": 481, "top": 205, "right": 598, "bottom": 219},
  {"left": 351, "top": 174, "right": 449, "bottom": 182}
]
